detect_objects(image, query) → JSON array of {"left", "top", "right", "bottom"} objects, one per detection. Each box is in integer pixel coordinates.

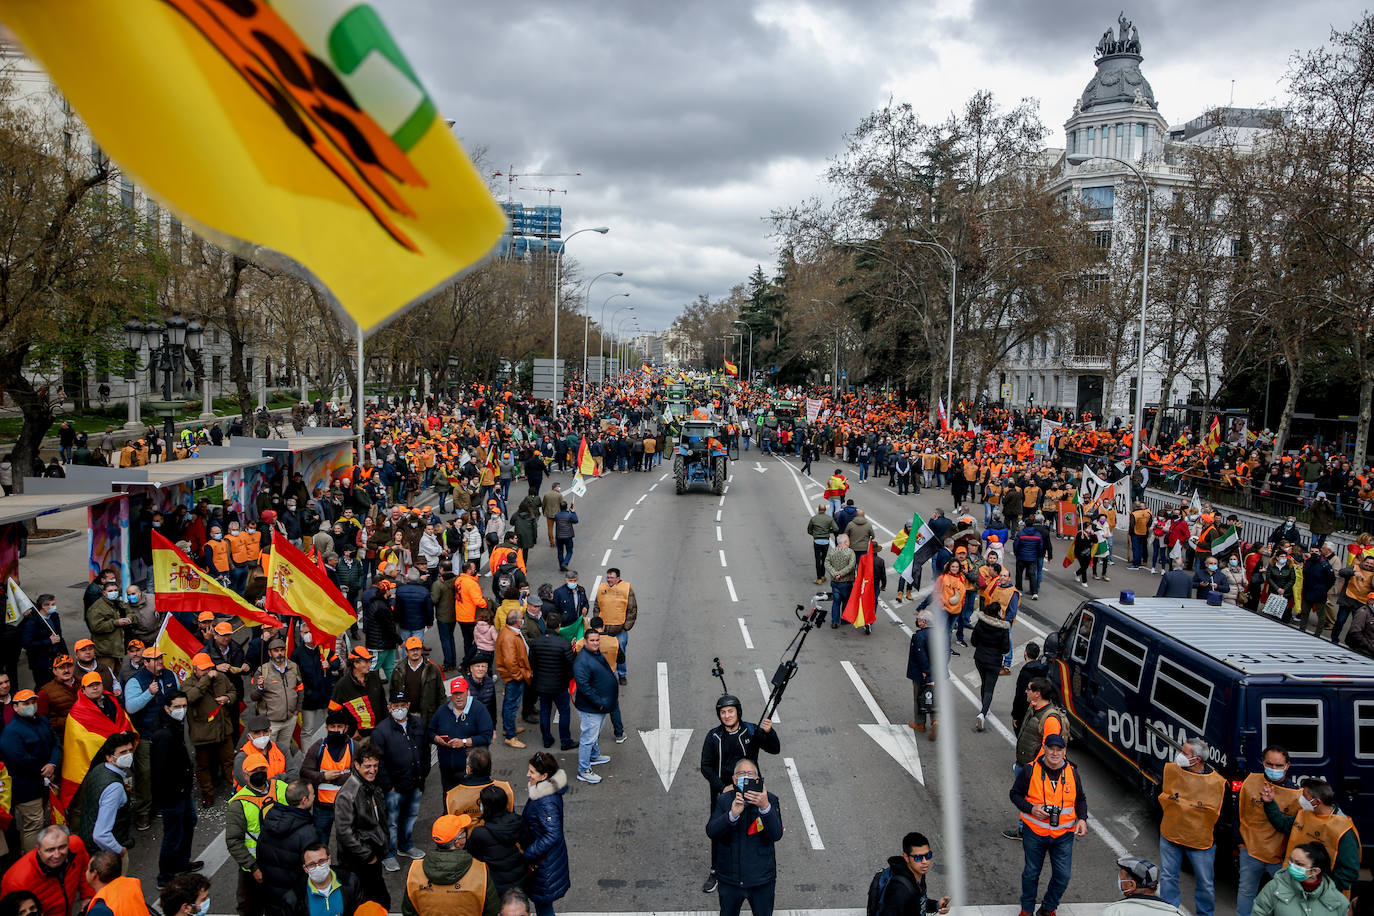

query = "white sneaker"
[
  {"left": 590, "top": 754, "right": 611, "bottom": 766},
  {"left": 576, "top": 769, "right": 602, "bottom": 784},
  {"left": 382, "top": 857, "right": 400, "bottom": 873},
  {"left": 974, "top": 713, "right": 985, "bottom": 732}
]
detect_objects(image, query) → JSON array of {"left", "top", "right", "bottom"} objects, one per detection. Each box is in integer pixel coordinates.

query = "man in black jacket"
[
  {"left": 526, "top": 612, "right": 575, "bottom": 751},
  {"left": 1009, "top": 643, "right": 1051, "bottom": 735},
  {"left": 149, "top": 692, "right": 203, "bottom": 887},
  {"left": 706, "top": 759, "right": 784, "bottom": 916},
  {"left": 699, "top": 695, "right": 780, "bottom": 893},
  {"left": 873, "top": 831, "right": 952, "bottom": 916},
  {"left": 256, "top": 780, "right": 318, "bottom": 908},
  {"left": 370, "top": 685, "right": 430, "bottom": 868}
]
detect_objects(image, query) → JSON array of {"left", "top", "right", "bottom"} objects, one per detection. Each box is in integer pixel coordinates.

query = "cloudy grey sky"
[{"left": 385, "top": 0, "right": 1355, "bottom": 337}]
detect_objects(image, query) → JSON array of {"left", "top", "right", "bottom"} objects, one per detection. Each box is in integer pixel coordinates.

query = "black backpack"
[
  {"left": 866, "top": 865, "right": 894, "bottom": 916},
  {"left": 495, "top": 563, "right": 518, "bottom": 596}
]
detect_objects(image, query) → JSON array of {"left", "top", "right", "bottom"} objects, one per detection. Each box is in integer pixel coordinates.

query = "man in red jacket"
[{"left": 0, "top": 825, "right": 93, "bottom": 916}]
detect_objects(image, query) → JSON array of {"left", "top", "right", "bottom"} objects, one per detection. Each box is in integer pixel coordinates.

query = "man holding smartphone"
[{"left": 707, "top": 759, "right": 784, "bottom": 916}]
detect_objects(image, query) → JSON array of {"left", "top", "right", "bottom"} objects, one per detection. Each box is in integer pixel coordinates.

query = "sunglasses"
[{"left": 906, "top": 851, "right": 933, "bottom": 862}]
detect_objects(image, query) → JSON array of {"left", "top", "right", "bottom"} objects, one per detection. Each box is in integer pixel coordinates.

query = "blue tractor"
[{"left": 674, "top": 420, "right": 731, "bottom": 495}]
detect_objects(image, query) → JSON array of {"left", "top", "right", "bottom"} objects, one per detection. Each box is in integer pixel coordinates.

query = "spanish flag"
[
  {"left": 1, "top": 1, "right": 505, "bottom": 332},
  {"left": 1203, "top": 415, "right": 1222, "bottom": 453},
  {"left": 576, "top": 436, "right": 598, "bottom": 477},
  {"left": 724, "top": 360, "right": 739, "bottom": 378},
  {"left": 641, "top": 363, "right": 651, "bottom": 374},
  {"left": 60, "top": 692, "right": 134, "bottom": 808},
  {"left": 266, "top": 536, "right": 357, "bottom": 649},
  {"left": 0, "top": 762, "right": 12, "bottom": 831},
  {"left": 841, "top": 543, "right": 878, "bottom": 629},
  {"left": 155, "top": 614, "right": 206, "bottom": 685},
  {"left": 152, "top": 532, "right": 278, "bottom": 628}
]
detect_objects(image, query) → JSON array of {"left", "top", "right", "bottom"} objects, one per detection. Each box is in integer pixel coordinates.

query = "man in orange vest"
[
  {"left": 1010, "top": 734, "right": 1088, "bottom": 916},
  {"left": 1157, "top": 737, "right": 1225, "bottom": 915},
  {"left": 233, "top": 714, "right": 293, "bottom": 789},
  {"left": 403, "top": 814, "right": 499, "bottom": 916},
  {"left": 82, "top": 849, "right": 151, "bottom": 916},
  {"left": 1261, "top": 776, "right": 1361, "bottom": 891},
  {"left": 300, "top": 710, "right": 356, "bottom": 846},
  {"left": 1236, "top": 745, "right": 1303, "bottom": 916}
]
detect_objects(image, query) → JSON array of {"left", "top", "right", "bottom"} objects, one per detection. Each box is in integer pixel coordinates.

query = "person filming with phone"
[{"left": 707, "top": 758, "right": 784, "bottom": 916}]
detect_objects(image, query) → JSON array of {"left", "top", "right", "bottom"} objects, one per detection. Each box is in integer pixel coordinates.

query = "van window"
[
  {"left": 1151, "top": 657, "right": 1214, "bottom": 734},
  {"left": 1356, "top": 701, "right": 1374, "bottom": 760},
  {"left": 1261, "top": 699, "right": 1323, "bottom": 759},
  {"left": 1098, "top": 626, "right": 1147, "bottom": 691},
  {"left": 1072, "top": 610, "right": 1095, "bottom": 664}
]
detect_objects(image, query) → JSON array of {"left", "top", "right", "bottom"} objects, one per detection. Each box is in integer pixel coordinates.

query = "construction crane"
[
  {"left": 518, "top": 185, "right": 568, "bottom": 207},
  {"left": 491, "top": 165, "right": 581, "bottom": 200}
]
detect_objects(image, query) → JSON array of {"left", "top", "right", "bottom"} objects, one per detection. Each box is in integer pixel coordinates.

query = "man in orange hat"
[
  {"left": 184, "top": 652, "right": 237, "bottom": 807},
  {"left": 226, "top": 751, "right": 288, "bottom": 916},
  {"left": 205, "top": 620, "right": 250, "bottom": 736},
  {"left": 330, "top": 646, "right": 388, "bottom": 738},
  {"left": 401, "top": 813, "right": 499, "bottom": 916},
  {"left": 72, "top": 639, "right": 118, "bottom": 697},
  {"left": 38, "top": 654, "right": 80, "bottom": 736}
]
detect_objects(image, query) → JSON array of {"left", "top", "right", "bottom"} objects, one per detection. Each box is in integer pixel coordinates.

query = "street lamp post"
[
  {"left": 612, "top": 314, "right": 638, "bottom": 376},
  {"left": 906, "top": 239, "right": 957, "bottom": 416},
  {"left": 608, "top": 304, "right": 634, "bottom": 376},
  {"left": 599, "top": 294, "right": 631, "bottom": 381},
  {"left": 1067, "top": 152, "right": 1151, "bottom": 474},
  {"left": 731, "top": 321, "right": 754, "bottom": 382},
  {"left": 583, "top": 270, "right": 623, "bottom": 398},
  {"left": 553, "top": 226, "right": 609, "bottom": 402},
  {"left": 125, "top": 313, "right": 204, "bottom": 456}
]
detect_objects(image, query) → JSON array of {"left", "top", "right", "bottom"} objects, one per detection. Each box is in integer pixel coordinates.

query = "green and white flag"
[
  {"left": 893, "top": 511, "right": 939, "bottom": 578},
  {"left": 1209, "top": 524, "right": 1240, "bottom": 557}
]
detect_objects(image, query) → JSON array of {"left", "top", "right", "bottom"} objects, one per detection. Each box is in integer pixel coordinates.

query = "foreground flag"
[
  {"left": 60, "top": 691, "right": 134, "bottom": 808},
  {"left": 156, "top": 614, "right": 206, "bottom": 683},
  {"left": 1057, "top": 501, "right": 1079, "bottom": 538},
  {"left": 576, "top": 436, "right": 598, "bottom": 477},
  {"left": 892, "top": 511, "right": 939, "bottom": 580},
  {"left": 1174, "top": 431, "right": 1189, "bottom": 448},
  {"left": 1203, "top": 415, "right": 1222, "bottom": 453},
  {"left": 724, "top": 359, "right": 739, "bottom": 378},
  {"left": 4, "top": 577, "right": 34, "bottom": 625},
  {"left": 266, "top": 536, "right": 357, "bottom": 649},
  {"left": 152, "top": 531, "right": 278, "bottom": 627},
  {"left": 0, "top": 762, "right": 11, "bottom": 831},
  {"left": 2, "top": 2, "right": 506, "bottom": 332},
  {"left": 842, "top": 543, "right": 877, "bottom": 629},
  {"left": 1208, "top": 524, "right": 1241, "bottom": 558}
]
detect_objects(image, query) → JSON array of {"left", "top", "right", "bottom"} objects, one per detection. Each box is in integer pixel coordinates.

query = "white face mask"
[
  {"left": 1175, "top": 752, "right": 1197, "bottom": 769},
  {"left": 169, "top": 707, "right": 187, "bottom": 722},
  {"left": 16, "top": 703, "right": 37, "bottom": 718},
  {"left": 390, "top": 707, "right": 408, "bottom": 721},
  {"left": 251, "top": 735, "right": 271, "bottom": 749},
  {"left": 306, "top": 863, "right": 332, "bottom": 884},
  {"left": 1298, "top": 794, "right": 1316, "bottom": 811},
  {"left": 114, "top": 752, "right": 134, "bottom": 770}
]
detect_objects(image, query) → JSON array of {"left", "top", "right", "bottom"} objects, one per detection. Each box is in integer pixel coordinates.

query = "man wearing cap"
[
  {"left": 75, "top": 731, "right": 138, "bottom": 857},
  {"left": 249, "top": 637, "right": 304, "bottom": 759},
  {"left": 73, "top": 639, "right": 118, "bottom": 697},
  {"left": 333, "top": 742, "right": 391, "bottom": 908},
  {"left": 402, "top": 814, "right": 500, "bottom": 916},
  {"left": 0, "top": 687, "right": 62, "bottom": 851},
  {"left": 396, "top": 636, "right": 445, "bottom": 729},
  {"left": 1010, "top": 733, "right": 1089, "bottom": 916},
  {"left": 429, "top": 675, "right": 495, "bottom": 795},
  {"left": 331, "top": 646, "right": 388, "bottom": 738},
  {"left": 148, "top": 690, "right": 202, "bottom": 887},
  {"left": 1157, "top": 737, "right": 1224, "bottom": 916},
  {"left": 123, "top": 646, "right": 180, "bottom": 832},
  {"left": 300, "top": 711, "right": 356, "bottom": 846},
  {"left": 371, "top": 685, "right": 431, "bottom": 871},
  {"left": 38, "top": 654, "right": 80, "bottom": 736},
  {"left": 226, "top": 751, "right": 289, "bottom": 916},
  {"left": 117, "top": 638, "right": 146, "bottom": 690},
  {"left": 184, "top": 652, "right": 237, "bottom": 807},
  {"left": 1104, "top": 856, "right": 1178, "bottom": 915},
  {"left": 234, "top": 714, "right": 295, "bottom": 789},
  {"left": 83, "top": 581, "right": 131, "bottom": 676},
  {"left": 205, "top": 620, "right": 251, "bottom": 736}
]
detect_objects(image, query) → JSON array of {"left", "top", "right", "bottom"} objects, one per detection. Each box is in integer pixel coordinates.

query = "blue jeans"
[
  {"left": 436, "top": 491, "right": 448, "bottom": 515},
  {"left": 539, "top": 690, "right": 572, "bottom": 745},
  {"left": 500, "top": 478, "right": 512, "bottom": 501},
  {"left": 157, "top": 794, "right": 198, "bottom": 882},
  {"left": 557, "top": 538, "right": 574, "bottom": 568},
  {"left": 615, "top": 631, "right": 628, "bottom": 678},
  {"left": 502, "top": 679, "right": 524, "bottom": 738},
  {"left": 828, "top": 497, "right": 842, "bottom": 516},
  {"left": 1020, "top": 828, "right": 1075, "bottom": 913},
  {"left": 437, "top": 621, "right": 457, "bottom": 668},
  {"left": 1236, "top": 850, "right": 1280, "bottom": 916},
  {"left": 1159, "top": 836, "right": 1215, "bottom": 916},
  {"left": 1332, "top": 604, "right": 1355, "bottom": 644},
  {"left": 610, "top": 702, "right": 624, "bottom": 739},
  {"left": 399, "top": 627, "right": 425, "bottom": 646},
  {"left": 858, "top": 461, "right": 869, "bottom": 481},
  {"left": 386, "top": 787, "right": 423, "bottom": 856},
  {"left": 312, "top": 803, "right": 336, "bottom": 847},
  {"left": 577, "top": 709, "right": 606, "bottom": 772},
  {"left": 1152, "top": 539, "right": 1168, "bottom": 569},
  {"left": 1130, "top": 533, "right": 1148, "bottom": 566},
  {"left": 830, "top": 580, "right": 853, "bottom": 625}
]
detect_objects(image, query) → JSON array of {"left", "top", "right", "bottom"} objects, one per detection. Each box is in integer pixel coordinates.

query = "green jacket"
[
  {"left": 401, "top": 847, "right": 500, "bottom": 916},
  {"left": 1252, "top": 869, "right": 1347, "bottom": 916},
  {"left": 806, "top": 512, "right": 839, "bottom": 541},
  {"left": 84, "top": 596, "right": 127, "bottom": 659}
]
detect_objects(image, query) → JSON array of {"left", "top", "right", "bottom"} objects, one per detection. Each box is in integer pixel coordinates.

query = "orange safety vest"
[
  {"left": 443, "top": 779, "right": 515, "bottom": 826},
  {"left": 1020, "top": 759, "right": 1080, "bottom": 837},
  {"left": 405, "top": 858, "right": 488, "bottom": 916},
  {"left": 313, "top": 741, "right": 353, "bottom": 805},
  {"left": 205, "top": 538, "right": 231, "bottom": 574},
  {"left": 237, "top": 738, "right": 287, "bottom": 787},
  {"left": 229, "top": 530, "right": 261, "bottom": 565},
  {"left": 1283, "top": 809, "right": 1358, "bottom": 870},
  {"left": 1237, "top": 774, "right": 1302, "bottom": 864},
  {"left": 88, "top": 876, "right": 152, "bottom": 916},
  {"left": 1157, "top": 763, "right": 1226, "bottom": 850}
]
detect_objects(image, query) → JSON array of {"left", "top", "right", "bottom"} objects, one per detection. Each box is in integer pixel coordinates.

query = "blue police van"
[{"left": 1044, "top": 596, "right": 1374, "bottom": 850}]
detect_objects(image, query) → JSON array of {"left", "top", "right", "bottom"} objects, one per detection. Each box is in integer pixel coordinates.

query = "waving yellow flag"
[{"left": 2, "top": 1, "right": 505, "bottom": 331}]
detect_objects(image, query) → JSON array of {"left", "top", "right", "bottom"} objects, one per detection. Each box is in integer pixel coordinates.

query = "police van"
[{"left": 1044, "top": 596, "right": 1374, "bottom": 849}]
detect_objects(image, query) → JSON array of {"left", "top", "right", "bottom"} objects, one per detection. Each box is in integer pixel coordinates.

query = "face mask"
[
  {"left": 169, "top": 707, "right": 187, "bottom": 722},
  {"left": 152, "top": 521, "right": 161, "bottom": 528},
  {"left": 1264, "top": 766, "right": 1286, "bottom": 782},
  {"left": 1277, "top": 558, "right": 1287, "bottom": 567},
  {"left": 249, "top": 773, "right": 268, "bottom": 791},
  {"left": 114, "top": 752, "right": 134, "bottom": 770},
  {"left": 194, "top": 899, "right": 212, "bottom": 916},
  {"left": 1118, "top": 878, "right": 1133, "bottom": 896},
  {"left": 306, "top": 863, "right": 332, "bottom": 884},
  {"left": 17, "top": 703, "right": 37, "bottom": 718},
  {"left": 1174, "top": 752, "right": 1195, "bottom": 768},
  {"left": 1287, "top": 861, "right": 1310, "bottom": 881},
  {"left": 251, "top": 735, "right": 271, "bottom": 749},
  {"left": 41, "top": 605, "right": 54, "bottom": 615},
  {"left": 1206, "top": 564, "right": 1217, "bottom": 572},
  {"left": 390, "top": 707, "right": 408, "bottom": 721},
  {"left": 105, "top": 589, "right": 119, "bottom": 600},
  {"left": 1298, "top": 794, "right": 1316, "bottom": 811},
  {"left": 1229, "top": 559, "right": 1239, "bottom": 567},
  {"left": 212, "top": 532, "right": 223, "bottom": 540}
]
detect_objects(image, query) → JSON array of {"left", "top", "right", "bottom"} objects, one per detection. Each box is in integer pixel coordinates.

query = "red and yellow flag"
[
  {"left": 266, "top": 536, "right": 357, "bottom": 650},
  {"left": 1, "top": 2, "right": 505, "bottom": 332},
  {"left": 1203, "top": 415, "right": 1222, "bottom": 453},
  {"left": 329, "top": 694, "right": 377, "bottom": 732},
  {"left": 0, "top": 761, "right": 12, "bottom": 831},
  {"left": 724, "top": 360, "right": 739, "bottom": 378},
  {"left": 576, "top": 436, "right": 598, "bottom": 477},
  {"left": 841, "top": 543, "right": 878, "bottom": 628},
  {"left": 60, "top": 692, "right": 134, "bottom": 807},
  {"left": 152, "top": 532, "right": 278, "bottom": 628},
  {"left": 155, "top": 614, "right": 206, "bottom": 684}
]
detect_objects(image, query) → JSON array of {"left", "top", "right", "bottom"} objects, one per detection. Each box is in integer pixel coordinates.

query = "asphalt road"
[{"left": 147, "top": 450, "right": 1214, "bottom": 913}]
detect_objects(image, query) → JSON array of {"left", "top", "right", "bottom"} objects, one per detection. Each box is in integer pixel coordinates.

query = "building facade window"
[{"left": 1083, "top": 186, "right": 1114, "bottom": 220}]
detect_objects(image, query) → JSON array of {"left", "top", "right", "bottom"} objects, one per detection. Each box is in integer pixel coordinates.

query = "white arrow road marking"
[
  {"left": 755, "top": 667, "right": 780, "bottom": 723},
  {"left": 639, "top": 662, "right": 693, "bottom": 791},
  {"left": 738, "top": 618, "right": 754, "bottom": 649},
  {"left": 783, "top": 758, "right": 824, "bottom": 850},
  {"left": 753, "top": 462, "right": 768, "bottom": 473},
  {"left": 840, "top": 660, "right": 924, "bottom": 785}
]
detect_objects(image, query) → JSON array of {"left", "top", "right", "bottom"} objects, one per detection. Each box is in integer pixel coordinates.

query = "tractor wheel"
[
  {"left": 674, "top": 455, "right": 686, "bottom": 494},
  {"left": 712, "top": 457, "right": 726, "bottom": 494}
]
